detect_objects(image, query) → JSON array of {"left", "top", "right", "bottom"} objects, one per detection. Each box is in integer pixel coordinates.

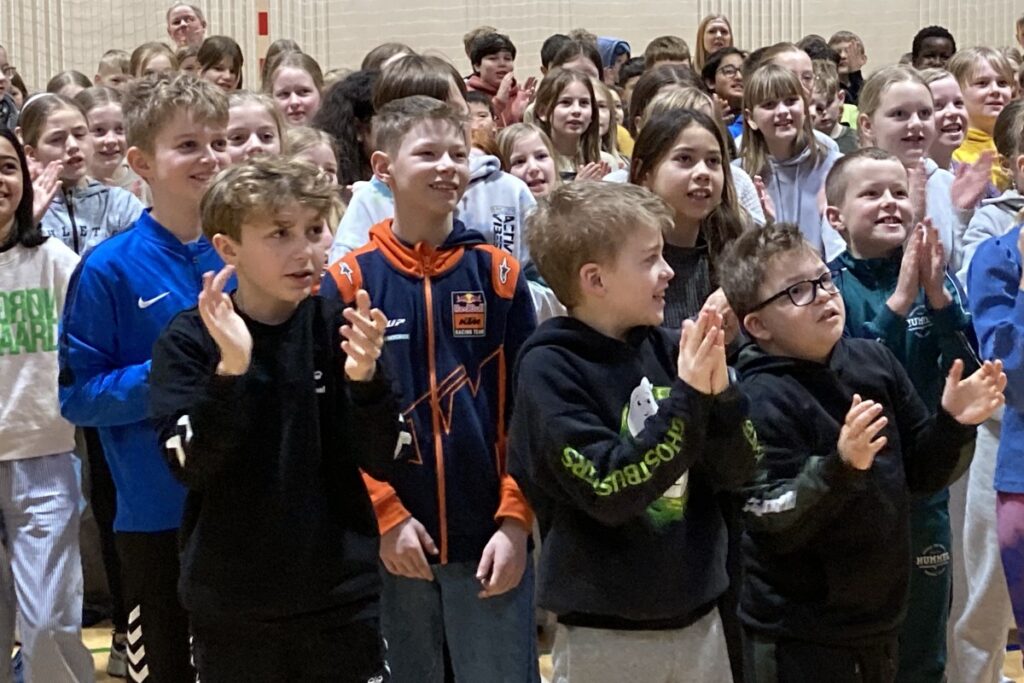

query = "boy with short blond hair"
[
  {"left": 719, "top": 222, "right": 1004, "bottom": 682},
  {"left": 321, "top": 95, "right": 540, "bottom": 682},
  {"left": 508, "top": 180, "right": 758, "bottom": 683},
  {"left": 149, "top": 156, "right": 401, "bottom": 681},
  {"left": 94, "top": 48, "right": 131, "bottom": 91},
  {"left": 811, "top": 60, "right": 858, "bottom": 153},
  {"left": 643, "top": 35, "right": 691, "bottom": 69},
  {"left": 59, "top": 73, "right": 231, "bottom": 682}
]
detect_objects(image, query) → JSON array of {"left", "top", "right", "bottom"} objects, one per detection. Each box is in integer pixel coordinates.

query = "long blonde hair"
[
  {"left": 694, "top": 14, "right": 733, "bottom": 72},
  {"left": 740, "top": 63, "right": 823, "bottom": 178}
]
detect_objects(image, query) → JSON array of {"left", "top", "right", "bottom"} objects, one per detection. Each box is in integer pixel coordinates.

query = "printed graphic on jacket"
[
  {"left": 0, "top": 287, "right": 59, "bottom": 355},
  {"left": 491, "top": 205, "right": 516, "bottom": 253},
  {"left": 623, "top": 377, "right": 689, "bottom": 528}
]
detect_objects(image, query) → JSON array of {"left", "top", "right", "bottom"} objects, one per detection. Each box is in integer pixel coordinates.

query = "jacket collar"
[{"left": 368, "top": 218, "right": 484, "bottom": 277}]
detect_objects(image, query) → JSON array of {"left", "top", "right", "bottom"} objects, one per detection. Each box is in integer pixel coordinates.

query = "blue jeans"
[{"left": 381, "top": 560, "right": 539, "bottom": 683}]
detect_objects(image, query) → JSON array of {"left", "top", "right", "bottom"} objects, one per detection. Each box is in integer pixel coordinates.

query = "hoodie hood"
[
  {"left": 466, "top": 73, "right": 499, "bottom": 97},
  {"left": 40, "top": 179, "right": 143, "bottom": 255},
  {"left": 734, "top": 337, "right": 840, "bottom": 379},
  {"left": 597, "top": 38, "right": 631, "bottom": 68},
  {"left": 979, "top": 188, "right": 1024, "bottom": 215},
  {"left": 469, "top": 154, "right": 502, "bottom": 182},
  {"left": 367, "top": 218, "right": 487, "bottom": 278}
]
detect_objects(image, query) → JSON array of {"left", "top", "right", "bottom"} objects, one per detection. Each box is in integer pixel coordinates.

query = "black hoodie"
[
  {"left": 734, "top": 337, "right": 975, "bottom": 646},
  {"left": 508, "top": 317, "right": 759, "bottom": 629}
]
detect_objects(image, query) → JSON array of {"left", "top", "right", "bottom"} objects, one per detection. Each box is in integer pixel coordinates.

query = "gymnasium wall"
[{"left": 0, "top": 0, "right": 1018, "bottom": 95}]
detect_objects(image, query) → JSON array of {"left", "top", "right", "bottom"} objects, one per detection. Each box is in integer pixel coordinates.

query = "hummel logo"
[{"left": 138, "top": 292, "right": 171, "bottom": 309}]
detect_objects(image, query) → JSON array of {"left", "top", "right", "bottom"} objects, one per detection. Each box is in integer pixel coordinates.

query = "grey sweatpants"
[
  {"left": 948, "top": 420, "right": 1014, "bottom": 683},
  {"left": 551, "top": 607, "right": 733, "bottom": 683}
]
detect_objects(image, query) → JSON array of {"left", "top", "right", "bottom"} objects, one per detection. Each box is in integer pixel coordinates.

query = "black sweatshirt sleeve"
[
  {"left": 150, "top": 314, "right": 247, "bottom": 490},
  {"left": 511, "top": 348, "right": 718, "bottom": 528},
  {"left": 700, "top": 386, "right": 760, "bottom": 492},
  {"left": 887, "top": 347, "right": 977, "bottom": 494},
  {"left": 738, "top": 378, "right": 869, "bottom": 554},
  {"left": 340, "top": 366, "right": 403, "bottom": 482}
]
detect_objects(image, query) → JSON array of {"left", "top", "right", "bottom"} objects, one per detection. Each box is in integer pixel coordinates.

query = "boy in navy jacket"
[
  {"left": 322, "top": 96, "right": 538, "bottom": 682},
  {"left": 58, "top": 74, "right": 231, "bottom": 682}
]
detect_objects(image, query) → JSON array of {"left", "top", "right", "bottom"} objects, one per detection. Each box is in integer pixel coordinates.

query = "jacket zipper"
[
  {"left": 66, "top": 190, "right": 80, "bottom": 254},
  {"left": 423, "top": 274, "right": 449, "bottom": 564}
]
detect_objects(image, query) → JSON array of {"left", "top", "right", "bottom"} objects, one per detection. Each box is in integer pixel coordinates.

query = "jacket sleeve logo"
[{"left": 451, "top": 291, "right": 486, "bottom": 337}]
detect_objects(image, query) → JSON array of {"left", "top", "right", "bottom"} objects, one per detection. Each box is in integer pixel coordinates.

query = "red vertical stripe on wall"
[{"left": 258, "top": 12, "right": 269, "bottom": 36}]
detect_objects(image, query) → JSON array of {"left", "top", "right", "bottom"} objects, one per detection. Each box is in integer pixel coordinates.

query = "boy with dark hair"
[
  {"left": 719, "top": 222, "right": 1004, "bottom": 682},
  {"left": 322, "top": 95, "right": 539, "bottom": 682},
  {"left": 59, "top": 73, "right": 231, "bottom": 682},
  {"left": 824, "top": 147, "right": 979, "bottom": 682},
  {"left": 507, "top": 180, "right": 758, "bottom": 682},
  {"left": 149, "top": 156, "right": 401, "bottom": 681},
  {"left": 911, "top": 26, "right": 957, "bottom": 70},
  {"left": 466, "top": 32, "right": 535, "bottom": 125},
  {"left": 541, "top": 34, "right": 572, "bottom": 75}
]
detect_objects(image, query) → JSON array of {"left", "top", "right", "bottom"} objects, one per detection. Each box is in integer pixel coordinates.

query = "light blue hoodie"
[
  {"left": 41, "top": 180, "right": 144, "bottom": 255},
  {"left": 957, "top": 189, "right": 1023, "bottom": 291}
]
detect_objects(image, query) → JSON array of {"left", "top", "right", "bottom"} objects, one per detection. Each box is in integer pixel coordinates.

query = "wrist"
[
  {"left": 886, "top": 293, "right": 912, "bottom": 317},
  {"left": 498, "top": 517, "right": 530, "bottom": 536},
  {"left": 926, "top": 287, "right": 952, "bottom": 309},
  {"left": 216, "top": 357, "right": 248, "bottom": 376},
  {"left": 346, "top": 363, "right": 377, "bottom": 382}
]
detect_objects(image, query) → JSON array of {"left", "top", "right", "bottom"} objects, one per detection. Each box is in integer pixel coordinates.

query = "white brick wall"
[{"left": 0, "top": 0, "right": 1017, "bottom": 95}]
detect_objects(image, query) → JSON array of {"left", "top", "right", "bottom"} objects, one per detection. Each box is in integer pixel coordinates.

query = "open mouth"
[
  {"left": 526, "top": 177, "right": 548, "bottom": 189},
  {"left": 940, "top": 120, "right": 963, "bottom": 134},
  {"left": 875, "top": 215, "right": 903, "bottom": 227},
  {"left": 687, "top": 188, "right": 712, "bottom": 200},
  {"left": 901, "top": 134, "right": 926, "bottom": 144},
  {"left": 286, "top": 269, "right": 315, "bottom": 286},
  {"left": 430, "top": 181, "right": 459, "bottom": 192}
]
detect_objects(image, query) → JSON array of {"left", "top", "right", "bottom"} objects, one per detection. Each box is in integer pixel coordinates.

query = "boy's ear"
[
  {"left": 742, "top": 311, "right": 772, "bottom": 343},
  {"left": 1014, "top": 153, "right": 1024, "bottom": 179},
  {"left": 211, "top": 233, "right": 240, "bottom": 265},
  {"left": 370, "top": 150, "right": 392, "bottom": 184},
  {"left": 825, "top": 205, "right": 847, "bottom": 234},
  {"left": 837, "top": 90, "right": 846, "bottom": 105},
  {"left": 857, "top": 113, "right": 872, "bottom": 142},
  {"left": 94, "top": 74, "right": 102, "bottom": 85},
  {"left": 578, "top": 262, "right": 605, "bottom": 298},
  {"left": 126, "top": 146, "right": 153, "bottom": 180}
]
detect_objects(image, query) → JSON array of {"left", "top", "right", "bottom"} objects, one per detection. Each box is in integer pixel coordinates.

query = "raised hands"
[
  {"left": 341, "top": 289, "right": 388, "bottom": 382},
  {"left": 888, "top": 226, "right": 922, "bottom": 317},
  {"left": 576, "top": 160, "right": 612, "bottom": 181},
  {"left": 701, "top": 287, "right": 740, "bottom": 346},
  {"left": 32, "top": 160, "right": 63, "bottom": 225},
  {"left": 198, "top": 265, "right": 252, "bottom": 377},
  {"left": 951, "top": 150, "right": 995, "bottom": 210},
  {"left": 838, "top": 394, "right": 888, "bottom": 470},
  {"left": 677, "top": 309, "right": 728, "bottom": 395},
  {"left": 941, "top": 359, "right": 1006, "bottom": 426},
  {"left": 917, "top": 220, "right": 951, "bottom": 309}
]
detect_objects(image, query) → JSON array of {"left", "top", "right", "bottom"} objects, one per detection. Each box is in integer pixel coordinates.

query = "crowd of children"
[{"left": 5, "top": 3, "right": 1024, "bottom": 682}]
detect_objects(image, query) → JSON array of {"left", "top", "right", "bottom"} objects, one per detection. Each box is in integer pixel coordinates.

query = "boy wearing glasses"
[
  {"left": 824, "top": 148, "right": 978, "bottom": 682},
  {"left": 718, "top": 219, "right": 1004, "bottom": 683}
]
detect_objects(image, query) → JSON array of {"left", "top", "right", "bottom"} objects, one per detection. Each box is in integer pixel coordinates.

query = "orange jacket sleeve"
[{"left": 362, "top": 472, "right": 412, "bottom": 535}]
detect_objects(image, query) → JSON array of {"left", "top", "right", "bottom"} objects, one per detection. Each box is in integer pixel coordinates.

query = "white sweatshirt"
[{"left": 0, "top": 237, "right": 79, "bottom": 461}]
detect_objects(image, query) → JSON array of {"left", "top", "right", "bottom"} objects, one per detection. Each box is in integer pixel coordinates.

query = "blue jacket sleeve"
[
  {"left": 968, "top": 232, "right": 1024, "bottom": 412},
  {"left": 58, "top": 259, "right": 152, "bottom": 426}
]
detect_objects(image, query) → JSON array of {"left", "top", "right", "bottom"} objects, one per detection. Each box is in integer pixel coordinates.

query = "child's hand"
[
  {"left": 576, "top": 161, "right": 610, "bottom": 181},
  {"left": 341, "top": 288, "right": 388, "bottom": 382},
  {"left": 941, "top": 359, "right": 1006, "bottom": 426},
  {"left": 838, "top": 394, "right": 888, "bottom": 470},
  {"left": 677, "top": 309, "right": 725, "bottom": 395},
  {"left": 702, "top": 287, "right": 739, "bottom": 346},
  {"left": 519, "top": 76, "right": 538, "bottom": 102},
  {"left": 380, "top": 516, "right": 438, "bottom": 581},
  {"left": 32, "top": 160, "right": 63, "bottom": 225},
  {"left": 917, "top": 220, "right": 952, "bottom": 309},
  {"left": 476, "top": 518, "right": 529, "bottom": 598},
  {"left": 887, "top": 226, "right": 922, "bottom": 316},
  {"left": 753, "top": 175, "right": 776, "bottom": 222},
  {"left": 198, "top": 265, "right": 251, "bottom": 376},
  {"left": 908, "top": 161, "right": 927, "bottom": 225},
  {"left": 951, "top": 151, "right": 994, "bottom": 210},
  {"left": 494, "top": 71, "right": 515, "bottom": 108}
]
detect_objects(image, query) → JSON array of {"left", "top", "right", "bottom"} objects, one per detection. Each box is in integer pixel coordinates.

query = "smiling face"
[
  {"left": 378, "top": 119, "right": 471, "bottom": 221},
  {"left": 962, "top": 59, "right": 1012, "bottom": 135},
  {"left": 26, "top": 106, "right": 92, "bottom": 185},
  {"left": 506, "top": 131, "right": 557, "bottom": 197},
  {"left": 202, "top": 57, "right": 240, "bottom": 92},
  {"left": 744, "top": 249, "right": 845, "bottom": 363},
  {"left": 861, "top": 80, "right": 936, "bottom": 168},
  {"left": 477, "top": 50, "right": 514, "bottom": 91},
  {"left": 592, "top": 221, "right": 674, "bottom": 332},
  {"left": 747, "top": 90, "right": 805, "bottom": 158},
  {"left": 86, "top": 103, "right": 126, "bottom": 181},
  {"left": 643, "top": 123, "right": 724, "bottom": 229},
  {"left": 928, "top": 75, "right": 968, "bottom": 154},
  {"left": 828, "top": 157, "right": 914, "bottom": 258},
  {"left": 0, "top": 137, "right": 24, "bottom": 239},
  {"left": 272, "top": 67, "right": 321, "bottom": 126},
  {"left": 226, "top": 102, "right": 281, "bottom": 164},
  {"left": 130, "top": 110, "right": 229, "bottom": 207},
  {"left": 711, "top": 53, "right": 745, "bottom": 108}
]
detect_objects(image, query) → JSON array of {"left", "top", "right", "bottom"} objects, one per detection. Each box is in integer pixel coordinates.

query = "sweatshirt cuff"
[
  {"left": 494, "top": 474, "right": 534, "bottom": 529},
  {"left": 348, "top": 365, "right": 391, "bottom": 404},
  {"left": 819, "top": 451, "right": 869, "bottom": 492},
  {"left": 362, "top": 475, "right": 412, "bottom": 535},
  {"left": 929, "top": 300, "right": 971, "bottom": 335},
  {"left": 868, "top": 305, "right": 907, "bottom": 342},
  {"left": 936, "top": 404, "right": 980, "bottom": 444}
]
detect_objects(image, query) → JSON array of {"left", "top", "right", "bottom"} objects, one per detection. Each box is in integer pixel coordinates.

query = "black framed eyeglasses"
[
  {"left": 749, "top": 268, "right": 844, "bottom": 312},
  {"left": 717, "top": 65, "right": 741, "bottom": 79}
]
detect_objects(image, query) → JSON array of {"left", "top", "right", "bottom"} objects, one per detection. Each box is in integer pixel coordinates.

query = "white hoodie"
[{"left": 0, "top": 237, "right": 79, "bottom": 461}]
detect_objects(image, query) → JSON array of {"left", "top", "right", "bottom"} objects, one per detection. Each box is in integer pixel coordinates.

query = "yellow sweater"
[
  {"left": 616, "top": 124, "right": 634, "bottom": 157},
  {"left": 954, "top": 128, "right": 1010, "bottom": 191}
]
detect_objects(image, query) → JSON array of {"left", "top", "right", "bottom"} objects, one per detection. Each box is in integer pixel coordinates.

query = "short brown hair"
[
  {"left": 463, "top": 25, "right": 498, "bottom": 59},
  {"left": 526, "top": 181, "right": 673, "bottom": 308},
  {"left": 812, "top": 59, "right": 840, "bottom": 100},
  {"left": 201, "top": 155, "right": 336, "bottom": 242},
  {"left": 373, "top": 54, "right": 467, "bottom": 111},
  {"left": 718, "top": 222, "right": 821, "bottom": 319},
  {"left": 372, "top": 95, "right": 467, "bottom": 157},
  {"left": 130, "top": 41, "right": 178, "bottom": 78},
  {"left": 643, "top": 36, "right": 691, "bottom": 67},
  {"left": 123, "top": 73, "right": 228, "bottom": 153},
  {"left": 824, "top": 146, "right": 903, "bottom": 207},
  {"left": 98, "top": 49, "right": 130, "bottom": 75}
]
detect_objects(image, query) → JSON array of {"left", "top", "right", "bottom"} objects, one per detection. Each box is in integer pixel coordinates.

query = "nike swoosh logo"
[{"left": 138, "top": 292, "right": 171, "bottom": 309}]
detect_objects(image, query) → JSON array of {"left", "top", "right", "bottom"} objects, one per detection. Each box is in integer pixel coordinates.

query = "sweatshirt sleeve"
[
  {"left": 700, "top": 386, "right": 760, "bottom": 491},
  {"left": 149, "top": 314, "right": 246, "bottom": 489},
  {"left": 886, "top": 345, "right": 976, "bottom": 493},
  {"left": 113, "top": 189, "right": 144, "bottom": 234},
  {"left": 737, "top": 380, "right": 869, "bottom": 554},
  {"left": 58, "top": 260, "right": 152, "bottom": 426},
  {"left": 968, "top": 232, "right": 1024, "bottom": 412},
  {"left": 958, "top": 208, "right": 1009, "bottom": 291},
  {"left": 340, "top": 365, "right": 403, "bottom": 483},
  {"left": 511, "top": 349, "right": 717, "bottom": 528},
  {"left": 932, "top": 272, "right": 981, "bottom": 378}
]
